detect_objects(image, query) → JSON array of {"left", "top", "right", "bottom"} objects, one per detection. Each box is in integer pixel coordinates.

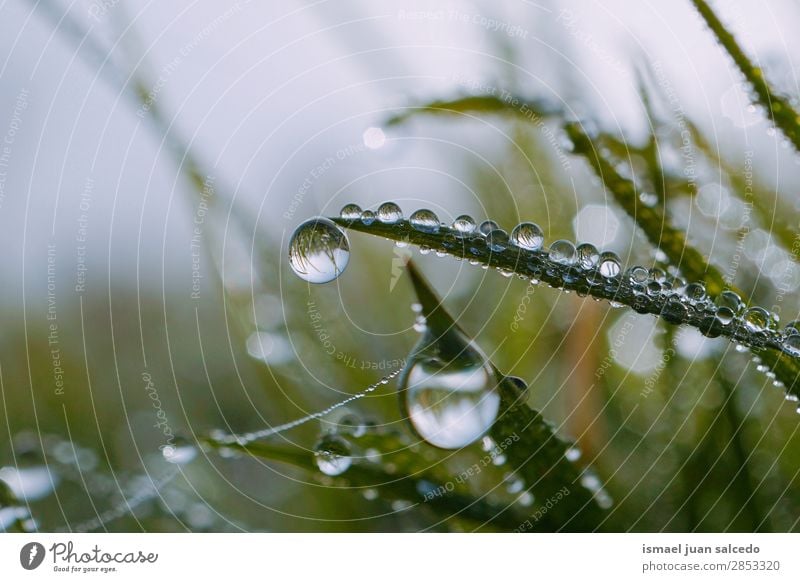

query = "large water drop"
[
  {"left": 510, "top": 222, "right": 544, "bottom": 251},
  {"left": 288, "top": 218, "right": 350, "bottom": 283},
  {"left": 339, "top": 203, "right": 362, "bottom": 221},
  {"left": 377, "top": 202, "right": 403, "bottom": 224},
  {"left": 399, "top": 264, "right": 500, "bottom": 449},
  {"left": 549, "top": 240, "right": 577, "bottom": 265},
  {"left": 409, "top": 209, "right": 440, "bottom": 233},
  {"left": 452, "top": 215, "right": 477, "bottom": 236},
  {"left": 401, "top": 352, "right": 500, "bottom": 449}
]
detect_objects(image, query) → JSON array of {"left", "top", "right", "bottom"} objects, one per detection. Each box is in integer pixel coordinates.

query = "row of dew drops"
[{"left": 289, "top": 203, "right": 800, "bottom": 408}]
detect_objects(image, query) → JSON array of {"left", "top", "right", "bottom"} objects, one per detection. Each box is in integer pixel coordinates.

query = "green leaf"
[{"left": 691, "top": 0, "right": 800, "bottom": 153}]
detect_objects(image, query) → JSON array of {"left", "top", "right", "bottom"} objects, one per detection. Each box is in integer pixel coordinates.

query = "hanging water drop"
[
  {"left": 288, "top": 218, "right": 350, "bottom": 284},
  {"left": 339, "top": 203, "right": 362, "bottom": 221},
  {"left": 313, "top": 434, "right": 352, "bottom": 476},
  {"left": 509, "top": 222, "right": 544, "bottom": 251},
  {"left": 409, "top": 209, "right": 440, "bottom": 233},
  {"left": 401, "top": 352, "right": 499, "bottom": 449},
  {"left": 399, "top": 264, "right": 500, "bottom": 449},
  {"left": 549, "top": 240, "right": 577, "bottom": 265},
  {"left": 377, "top": 202, "right": 403, "bottom": 224},
  {"left": 451, "top": 215, "right": 477, "bottom": 236}
]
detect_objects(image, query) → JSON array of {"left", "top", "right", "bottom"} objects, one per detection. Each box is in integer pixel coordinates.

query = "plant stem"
[{"left": 691, "top": 0, "right": 800, "bottom": 153}]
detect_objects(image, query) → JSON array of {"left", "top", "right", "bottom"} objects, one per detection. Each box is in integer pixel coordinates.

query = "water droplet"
[
  {"left": 289, "top": 218, "right": 350, "bottom": 284},
  {"left": 377, "top": 202, "right": 403, "bottom": 224},
  {"left": 339, "top": 203, "right": 362, "bottom": 220},
  {"left": 742, "top": 307, "right": 769, "bottom": 333},
  {"left": 784, "top": 334, "right": 800, "bottom": 357},
  {"left": 313, "top": 434, "right": 352, "bottom": 476},
  {"left": 162, "top": 439, "right": 198, "bottom": 465},
  {"left": 486, "top": 229, "right": 508, "bottom": 252},
  {"left": 510, "top": 222, "right": 544, "bottom": 251},
  {"left": 360, "top": 210, "right": 376, "bottom": 225},
  {"left": 549, "top": 240, "right": 577, "bottom": 265},
  {"left": 661, "top": 296, "right": 688, "bottom": 324},
  {"left": 413, "top": 315, "right": 427, "bottom": 332},
  {"left": 451, "top": 215, "right": 477, "bottom": 236},
  {"left": 649, "top": 268, "right": 667, "bottom": 283},
  {"left": 401, "top": 353, "right": 499, "bottom": 449},
  {"left": 409, "top": 209, "right": 440, "bottom": 233},
  {"left": 565, "top": 446, "right": 582, "bottom": 462},
  {"left": 362, "top": 488, "right": 379, "bottom": 500},
  {"left": 576, "top": 243, "right": 599, "bottom": 269},
  {"left": 505, "top": 476, "right": 525, "bottom": 494},
  {"left": 715, "top": 290, "right": 743, "bottom": 314},
  {"left": 716, "top": 307, "right": 734, "bottom": 325},
  {"left": 478, "top": 220, "right": 500, "bottom": 236},
  {"left": 627, "top": 266, "right": 649, "bottom": 285},
  {"left": 684, "top": 282, "right": 707, "bottom": 303},
  {"left": 646, "top": 281, "right": 662, "bottom": 296},
  {"left": 517, "top": 491, "right": 534, "bottom": 506},
  {"left": 400, "top": 308, "right": 500, "bottom": 450},
  {"left": 639, "top": 191, "right": 658, "bottom": 207},
  {"left": 598, "top": 252, "right": 621, "bottom": 278}
]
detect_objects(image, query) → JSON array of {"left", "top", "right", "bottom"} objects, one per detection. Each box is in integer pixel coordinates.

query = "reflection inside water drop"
[
  {"left": 288, "top": 218, "right": 350, "bottom": 284},
  {"left": 401, "top": 354, "right": 500, "bottom": 450},
  {"left": 313, "top": 434, "right": 352, "bottom": 476}
]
